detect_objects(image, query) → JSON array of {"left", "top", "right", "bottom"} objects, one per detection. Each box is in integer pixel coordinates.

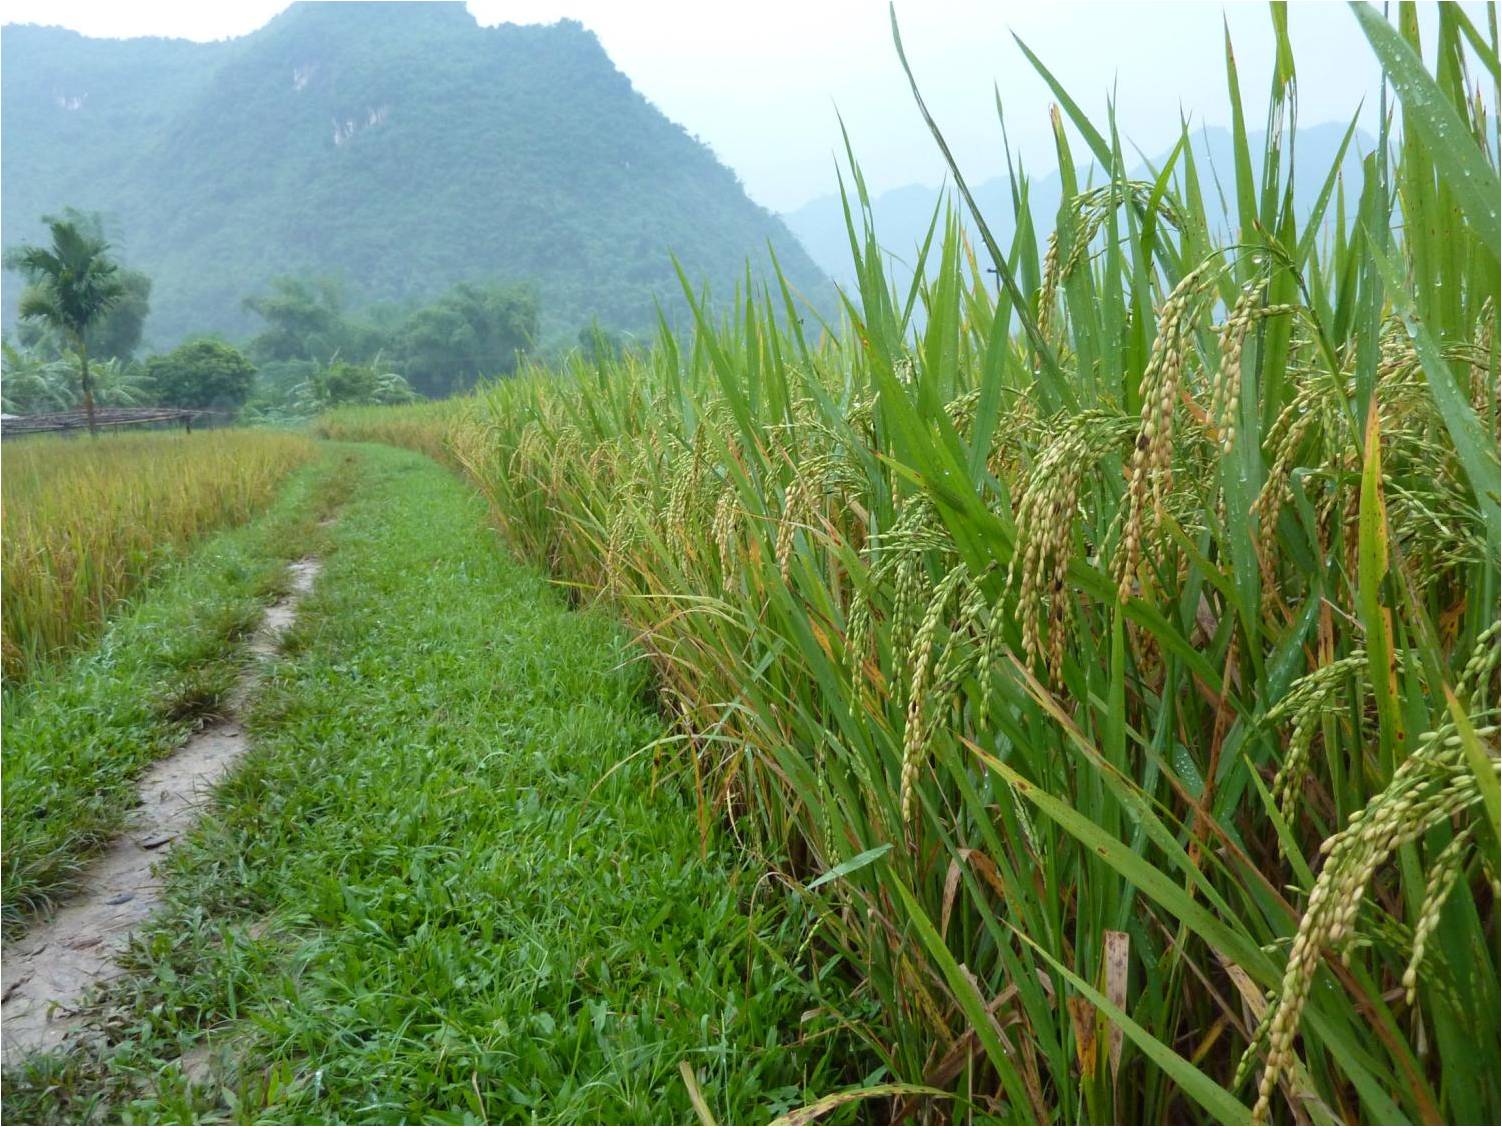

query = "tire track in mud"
[{"left": 1, "top": 558, "right": 323, "bottom": 1065}]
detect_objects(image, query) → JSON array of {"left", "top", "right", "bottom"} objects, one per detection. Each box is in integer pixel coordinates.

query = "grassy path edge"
[
  {"left": 2, "top": 449, "right": 355, "bottom": 933},
  {"left": 4, "top": 443, "right": 859, "bottom": 1124}
]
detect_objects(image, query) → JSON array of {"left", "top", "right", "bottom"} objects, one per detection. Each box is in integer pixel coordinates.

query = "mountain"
[
  {"left": 1, "top": 2, "right": 831, "bottom": 347},
  {"left": 783, "top": 123, "right": 1373, "bottom": 292}
]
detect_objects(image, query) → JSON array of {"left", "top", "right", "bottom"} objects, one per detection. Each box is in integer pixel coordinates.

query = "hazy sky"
[{"left": 0, "top": 1, "right": 1478, "bottom": 212}]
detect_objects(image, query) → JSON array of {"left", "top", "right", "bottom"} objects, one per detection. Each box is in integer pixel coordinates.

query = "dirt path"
[{"left": 0, "top": 559, "right": 323, "bottom": 1065}]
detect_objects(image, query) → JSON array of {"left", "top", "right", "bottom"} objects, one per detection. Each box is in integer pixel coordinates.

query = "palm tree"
[{"left": 11, "top": 217, "right": 125, "bottom": 435}]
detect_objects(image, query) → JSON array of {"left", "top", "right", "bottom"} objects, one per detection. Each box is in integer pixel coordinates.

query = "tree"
[
  {"left": 16, "top": 268, "right": 152, "bottom": 363},
  {"left": 242, "top": 277, "right": 354, "bottom": 364},
  {"left": 11, "top": 211, "right": 152, "bottom": 364},
  {"left": 394, "top": 282, "right": 537, "bottom": 397},
  {"left": 9, "top": 215, "right": 127, "bottom": 434},
  {"left": 145, "top": 339, "right": 257, "bottom": 413},
  {"left": 85, "top": 268, "right": 152, "bottom": 361}
]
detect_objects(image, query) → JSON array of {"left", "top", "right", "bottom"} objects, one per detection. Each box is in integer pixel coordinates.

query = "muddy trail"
[{"left": 0, "top": 559, "right": 323, "bottom": 1064}]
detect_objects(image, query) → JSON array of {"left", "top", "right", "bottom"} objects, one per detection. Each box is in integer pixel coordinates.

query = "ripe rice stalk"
[
  {"left": 320, "top": 7, "right": 1502, "bottom": 1121},
  {"left": 2, "top": 430, "right": 314, "bottom": 680}
]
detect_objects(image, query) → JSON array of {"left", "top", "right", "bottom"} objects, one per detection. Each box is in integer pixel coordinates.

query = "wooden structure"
[{"left": 0, "top": 407, "right": 214, "bottom": 438}]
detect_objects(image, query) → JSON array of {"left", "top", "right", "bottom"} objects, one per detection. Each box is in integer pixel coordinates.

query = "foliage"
[
  {"left": 1, "top": 431, "right": 315, "bottom": 681},
  {"left": 1, "top": 5, "right": 830, "bottom": 345},
  {"left": 82, "top": 266, "right": 151, "bottom": 361},
  {"left": 240, "top": 276, "right": 532, "bottom": 401},
  {"left": 81, "top": 357, "right": 154, "bottom": 408},
  {"left": 2, "top": 445, "right": 859, "bottom": 1124},
  {"left": 242, "top": 276, "right": 367, "bottom": 365},
  {"left": 9, "top": 214, "right": 128, "bottom": 430},
  {"left": 325, "top": 7, "right": 1501, "bottom": 1123},
  {"left": 10, "top": 218, "right": 125, "bottom": 344},
  {"left": 392, "top": 281, "right": 538, "bottom": 396},
  {"left": 291, "top": 360, "right": 416, "bottom": 413},
  {"left": 782, "top": 123, "right": 1373, "bottom": 293},
  {"left": 8, "top": 210, "right": 152, "bottom": 362},
  {"left": 16, "top": 274, "right": 151, "bottom": 363},
  {"left": 144, "top": 338, "right": 257, "bottom": 411},
  {"left": 2, "top": 342, "right": 157, "bottom": 414},
  {"left": 2, "top": 342, "right": 78, "bottom": 414}
]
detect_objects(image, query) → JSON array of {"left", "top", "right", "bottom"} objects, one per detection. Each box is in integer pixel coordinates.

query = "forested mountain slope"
[{"left": 2, "top": 2, "right": 830, "bottom": 345}]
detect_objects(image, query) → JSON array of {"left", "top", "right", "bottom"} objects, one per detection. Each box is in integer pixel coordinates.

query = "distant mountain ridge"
[
  {"left": 781, "top": 123, "right": 1374, "bottom": 291},
  {"left": 2, "top": 2, "right": 830, "bottom": 346}
]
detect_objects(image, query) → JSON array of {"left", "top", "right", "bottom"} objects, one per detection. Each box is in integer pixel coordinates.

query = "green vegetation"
[
  {"left": 145, "top": 339, "right": 257, "bottom": 412},
  {"left": 2, "top": 449, "right": 343, "bottom": 928},
  {"left": 240, "top": 277, "right": 378, "bottom": 365},
  {"left": 2, "top": 431, "right": 314, "bottom": 679},
  {"left": 242, "top": 275, "right": 536, "bottom": 400},
  {"left": 388, "top": 280, "right": 538, "bottom": 397},
  {"left": 8, "top": 208, "right": 152, "bottom": 364},
  {"left": 579, "top": 318, "right": 627, "bottom": 367},
  {"left": 292, "top": 360, "right": 417, "bottom": 413},
  {"left": 9, "top": 213, "right": 130, "bottom": 433},
  {"left": 0, "top": 2, "right": 829, "bottom": 346},
  {"left": 1, "top": 340, "right": 153, "bottom": 414},
  {"left": 2, "top": 208, "right": 157, "bottom": 417},
  {"left": 3, "top": 445, "right": 855, "bottom": 1124},
  {"left": 322, "top": 7, "right": 1501, "bottom": 1123},
  {"left": 1, "top": 273, "right": 443, "bottom": 420}
]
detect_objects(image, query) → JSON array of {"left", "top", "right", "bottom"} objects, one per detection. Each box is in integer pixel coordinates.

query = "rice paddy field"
[
  {"left": 2, "top": 431, "right": 314, "bottom": 680},
  {"left": 321, "top": 9, "right": 1502, "bottom": 1125},
  {"left": 2, "top": 6, "right": 1499, "bottom": 1126}
]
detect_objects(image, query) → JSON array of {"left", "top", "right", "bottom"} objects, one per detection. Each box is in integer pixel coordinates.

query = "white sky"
[{"left": 0, "top": 1, "right": 1483, "bottom": 211}]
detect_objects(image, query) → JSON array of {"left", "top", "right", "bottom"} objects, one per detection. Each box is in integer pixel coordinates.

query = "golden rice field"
[
  {"left": 1, "top": 430, "right": 314, "bottom": 679},
  {"left": 323, "top": 8, "right": 1501, "bottom": 1123}
]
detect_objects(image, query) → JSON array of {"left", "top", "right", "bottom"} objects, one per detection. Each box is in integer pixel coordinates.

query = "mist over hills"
[
  {"left": 781, "top": 122, "right": 1374, "bottom": 291},
  {"left": 1, "top": 1, "right": 830, "bottom": 348}
]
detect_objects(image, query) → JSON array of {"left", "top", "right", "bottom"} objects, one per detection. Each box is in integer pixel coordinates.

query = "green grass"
[
  {"left": 2, "top": 444, "right": 859, "bottom": 1125},
  {"left": 2, "top": 449, "right": 353, "bottom": 933}
]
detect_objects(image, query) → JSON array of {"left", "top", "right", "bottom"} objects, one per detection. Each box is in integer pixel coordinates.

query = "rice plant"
[
  {"left": 324, "top": 6, "right": 1500, "bottom": 1122},
  {"left": 2, "top": 430, "right": 314, "bottom": 679}
]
